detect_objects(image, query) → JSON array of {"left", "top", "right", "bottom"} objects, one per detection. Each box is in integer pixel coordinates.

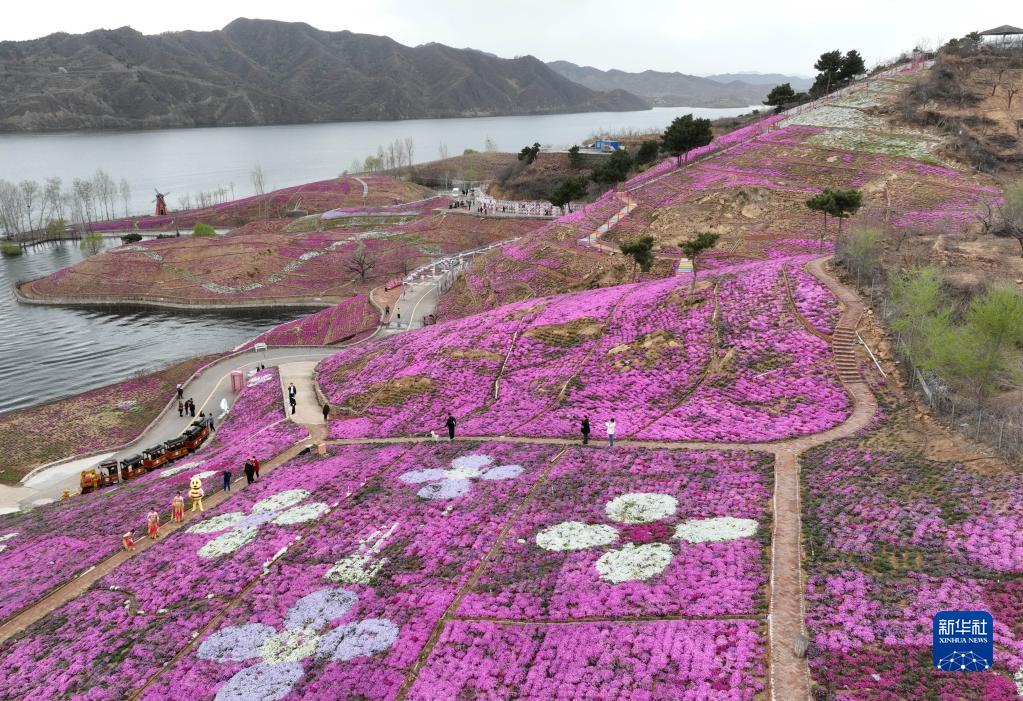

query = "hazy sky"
[{"left": 4, "top": 0, "right": 1019, "bottom": 75}]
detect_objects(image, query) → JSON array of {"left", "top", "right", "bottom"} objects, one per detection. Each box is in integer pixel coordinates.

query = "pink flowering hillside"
[
  {"left": 319, "top": 256, "right": 848, "bottom": 442},
  {"left": 238, "top": 294, "right": 378, "bottom": 348},
  {"left": 801, "top": 442, "right": 1023, "bottom": 699},
  {"left": 0, "top": 443, "right": 771, "bottom": 700},
  {"left": 0, "top": 369, "right": 305, "bottom": 625}
]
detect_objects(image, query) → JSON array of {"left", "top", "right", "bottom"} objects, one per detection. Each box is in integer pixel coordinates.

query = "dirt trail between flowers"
[{"left": 0, "top": 257, "right": 875, "bottom": 701}]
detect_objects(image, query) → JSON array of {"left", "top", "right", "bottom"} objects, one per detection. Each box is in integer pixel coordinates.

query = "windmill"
[{"left": 153, "top": 189, "right": 170, "bottom": 216}]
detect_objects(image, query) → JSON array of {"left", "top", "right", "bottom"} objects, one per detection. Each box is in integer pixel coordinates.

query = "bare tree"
[
  {"left": 93, "top": 169, "right": 116, "bottom": 220},
  {"left": 438, "top": 142, "right": 449, "bottom": 160},
  {"left": 403, "top": 137, "right": 415, "bottom": 169},
  {"left": 251, "top": 163, "right": 266, "bottom": 195},
  {"left": 342, "top": 245, "right": 377, "bottom": 281},
  {"left": 0, "top": 180, "right": 25, "bottom": 236},
  {"left": 119, "top": 178, "right": 131, "bottom": 217},
  {"left": 45, "top": 177, "right": 64, "bottom": 223},
  {"left": 484, "top": 136, "right": 497, "bottom": 152},
  {"left": 1003, "top": 80, "right": 1020, "bottom": 111},
  {"left": 18, "top": 180, "right": 40, "bottom": 232}
]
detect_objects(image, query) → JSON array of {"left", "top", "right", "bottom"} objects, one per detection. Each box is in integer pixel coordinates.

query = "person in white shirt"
[{"left": 605, "top": 418, "right": 616, "bottom": 448}]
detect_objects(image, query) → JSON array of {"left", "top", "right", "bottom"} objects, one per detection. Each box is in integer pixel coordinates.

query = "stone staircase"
[
  {"left": 583, "top": 193, "right": 637, "bottom": 247},
  {"left": 832, "top": 324, "right": 861, "bottom": 383}
]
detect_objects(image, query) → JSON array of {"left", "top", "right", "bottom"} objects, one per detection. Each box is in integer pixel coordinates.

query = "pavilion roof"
[{"left": 979, "top": 25, "right": 1023, "bottom": 36}]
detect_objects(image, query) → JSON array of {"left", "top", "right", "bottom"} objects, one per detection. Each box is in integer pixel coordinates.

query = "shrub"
[
  {"left": 0, "top": 241, "right": 22, "bottom": 257},
  {"left": 192, "top": 222, "right": 215, "bottom": 237}
]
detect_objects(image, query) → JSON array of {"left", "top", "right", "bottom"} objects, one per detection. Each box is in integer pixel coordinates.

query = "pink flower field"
[
  {"left": 801, "top": 442, "right": 1023, "bottom": 698},
  {"left": 0, "top": 369, "right": 305, "bottom": 625},
  {"left": 0, "top": 442, "right": 773, "bottom": 700},
  {"left": 320, "top": 258, "right": 849, "bottom": 442}
]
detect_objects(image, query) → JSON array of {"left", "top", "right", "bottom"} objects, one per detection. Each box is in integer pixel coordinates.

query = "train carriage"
[
  {"left": 121, "top": 454, "right": 146, "bottom": 480},
  {"left": 142, "top": 445, "right": 168, "bottom": 471},
  {"left": 162, "top": 436, "right": 189, "bottom": 462}
]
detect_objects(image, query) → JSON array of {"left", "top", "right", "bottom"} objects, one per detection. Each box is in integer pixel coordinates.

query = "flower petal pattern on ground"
[{"left": 397, "top": 453, "right": 523, "bottom": 500}]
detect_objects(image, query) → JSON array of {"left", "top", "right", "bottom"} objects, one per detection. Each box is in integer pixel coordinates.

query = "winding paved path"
[{"left": 1, "top": 256, "right": 875, "bottom": 700}]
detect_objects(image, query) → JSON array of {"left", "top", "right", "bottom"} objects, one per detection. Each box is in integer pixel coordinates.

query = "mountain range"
[
  {"left": 546, "top": 61, "right": 811, "bottom": 108},
  {"left": 0, "top": 18, "right": 647, "bottom": 131}
]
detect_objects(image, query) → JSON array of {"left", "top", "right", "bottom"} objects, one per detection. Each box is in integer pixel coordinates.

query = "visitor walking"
[
  {"left": 605, "top": 418, "right": 616, "bottom": 448},
  {"left": 121, "top": 529, "right": 135, "bottom": 552},
  {"left": 188, "top": 398, "right": 196, "bottom": 417},
  {"left": 251, "top": 456, "right": 260, "bottom": 480},
  {"left": 581, "top": 416, "right": 590, "bottom": 445},
  {"left": 222, "top": 468, "right": 232, "bottom": 492},
  {"left": 288, "top": 383, "right": 297, "bottom": 400},
  {"left": 289, "top": 394, "right": 297, "bottom": 415},
  {"left": 147, "top": 509, "right": 160, "bottom": 540},
  {"left": 171, "top": 493, "right": 185, "bottom": 523},
  {"left": 178, "top": 401, "right": 184, "bottom": 417},
  {"left": 176, "top": 384, "right": 184, "bottom": 401},
  {"left": 322, "top": 403, "right": 330, "bottom": 421},
  {"left": 446, "top": 413, "right": 456, "bottom": 442},
  {"left": 244, "top": 459, "right": 255, "bottom": 485}
]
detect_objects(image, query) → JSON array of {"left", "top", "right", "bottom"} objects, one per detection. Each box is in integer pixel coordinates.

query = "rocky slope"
[{"left": 0, "top": 18, "right": 649, "bottom": 131}]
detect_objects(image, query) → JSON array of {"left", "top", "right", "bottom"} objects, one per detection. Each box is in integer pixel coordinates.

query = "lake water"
[
  {"left": 0, "top": 239, "right": 305, "bottom": 415},
  {"left": 0, "top": 106, "right": 756, "bottom": 214}
]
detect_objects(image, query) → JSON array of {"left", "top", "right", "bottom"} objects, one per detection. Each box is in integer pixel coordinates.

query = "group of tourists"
[
  {"left": 579, "top": 416, "right": 616, "bottom": 447},
  {"left": 178, "top": 397, "right": 197, "bottom": 417},
  {"left": 448, "top": 187, "right": 560, "bottom": 218}
]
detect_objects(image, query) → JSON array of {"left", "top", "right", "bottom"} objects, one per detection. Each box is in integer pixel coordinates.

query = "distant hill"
[
  {"left": 704, "top": 73, "right": 814, "bottom": 90},
  {"left": 0, "top": 18, "right": 649, "bottom": 132},
  {"left": 547, "top": 61, "right": 807, "bottom": 107}
]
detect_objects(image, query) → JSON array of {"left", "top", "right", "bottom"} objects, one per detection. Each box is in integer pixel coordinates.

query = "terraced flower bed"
[
  {"left": 801, "top": 441, "right": 1023, "bottom": 698},
  {"left": 323, "top": 260, "right": 849, "bottom": 442},
  {"left": 239, "top": 295, "right": 379, "bottom": 348},
  {"left": 0, "top": 355, "right": 217, "bottom": 483},
  {"left": 0, "top": 369, "right": 305, "bottom": 625}
]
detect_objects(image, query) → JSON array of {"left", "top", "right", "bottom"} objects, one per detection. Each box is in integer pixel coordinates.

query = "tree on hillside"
[
  {"left": 518, "top": 142, "right": 541, "bottom": 165},
  {"left": 813, "top": 50, "right": 844, "bottom": 95},
  {"left": 591, "top": 150, "right": 633, "bottom": 186},
  {"left": 806, "top": 190, "right": 837, "bottom": 251},
  {"left": 764, "top": 83, "right": 796, "bottom": 110},
  {"left": 889, "top": 266, "right": 946, "bottom": 360},
  {"left": 661, "top": 115, "right": 714, "bottom": 168},
  {"left": 831, "top": 189, "right": 864, "bottom": 238},
  {"left": 636, "top": 140, "right": 660, "bottom": 165},
  {"left": 568, "top": 145, "right": 583, "bottom": 169},
  {"left": 679, "top": 232, "right": 720, "bottom": 290},
  {"left": 250, "top": 163, "right": 266, "bottom": 196},
  {"left": 549, "top": 176, "right": 589, "bottom": 213},
  {"left": 619, "top": 235, "right": 655, "bottom": 278},
  {"left": 192, "top": 222, "right": 215, "bottom": 237},
  {"left": 838, "top": 50, "right": 866, "bottom": 81},
  {"left": 343, "top": 245, "right": 377, "bottom": 281}
]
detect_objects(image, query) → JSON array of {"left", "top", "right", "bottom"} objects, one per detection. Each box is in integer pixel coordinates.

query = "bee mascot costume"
[{"left": 189, "top": 475, "right": 205, "bottom": 512}]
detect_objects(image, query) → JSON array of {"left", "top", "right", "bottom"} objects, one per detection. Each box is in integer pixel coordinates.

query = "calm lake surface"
[
  {"left": 0, "top": 105, "right": 753, "bottom": 415},
  {"left": 0, "top": 106, "right": 755, "bottom": 213},
  {"left": 0, "top": 239, "right": 305, "bottom": 415}
]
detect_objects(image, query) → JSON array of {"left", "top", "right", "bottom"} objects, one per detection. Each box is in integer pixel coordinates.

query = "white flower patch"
[
  {"left": 325, "top": 523, "right": 399, "bottom": 585},
  {"left": 160, "top": 461, "right": 203, "bottom": 478},
  {"left": 398, "top": 454, "right": 524, "bottom": 501},
  {"left": 595, "top": 543, "right": 673, "bottom": 584},
  {"left": 199, "top": 528, "right": 259, "bottom": 559},
  {"left": 605, "top": 493, "right": 678, "bottom": 524},
  {"left": 673, "top": 517, "right": 759, "bottom": 543},
  {"left": 0, "top": 532, "right": 17, "bottom": 553},
  {"left": 193, "top": 470, "right": 219, "bottom": 481},
  {"left": 536, "top": 521, "right": 617, "bottom": 551},
  {"left": 246, "top": 373, "right": 275, "bottom": 388},
  {"left": 535, "top": 492, "right": 759, "bottom": 584},
  {"left": 187, "top": 489, "right": 329, "bottom": 558},
  {"left": 198, "top": 588, "right": 399, "bottom": 701}
]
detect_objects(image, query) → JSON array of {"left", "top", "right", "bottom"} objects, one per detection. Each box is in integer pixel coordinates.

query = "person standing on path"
[
  {"left": 188, "top": 398, "right": 196, "bottom": 418},
  {"left": 289, "top": 394, "right": 297, "bottom": 415},
  {"left": 178, "top": 401, "right": 184, "bottom": 417},
  {"left": 581, "top": 416, "right": 590, "bottom": 445},
  {"left": 446, "top": 413, "right": 456, "bottom": 442},
  {"left": 121, "top": 529, "right": 135, "bottom": 552},
  {"left": 605, "top": 418, "right": 616, "bottom": 448},
  {"left": 147, "top": 509, "right": 160, "bottom": 540},
  {"left": 251, "top": 456, "right": 260, "bottom": 480},
  {"left": 171, "top": 493, "right": 185, "bottom": 523},
  {"left": 176, "top": 384, "right": 184, "bottom": 401},
  {"left": 244, "top": 460, "right": 255, "bottom": 485},
  {"left": 322, "top": 403, "right": 330, "bottom": 422},
  {"left": 222, "top": 468, "right": 232, "bottom": 492},
  {"left": 288, "top": 383, "right": 297, "bottom": 401}
]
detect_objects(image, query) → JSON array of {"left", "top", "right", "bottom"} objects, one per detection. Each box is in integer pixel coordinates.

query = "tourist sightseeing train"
[{"left": 79, "top": 417, "right": 213, "bottom": 494}]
